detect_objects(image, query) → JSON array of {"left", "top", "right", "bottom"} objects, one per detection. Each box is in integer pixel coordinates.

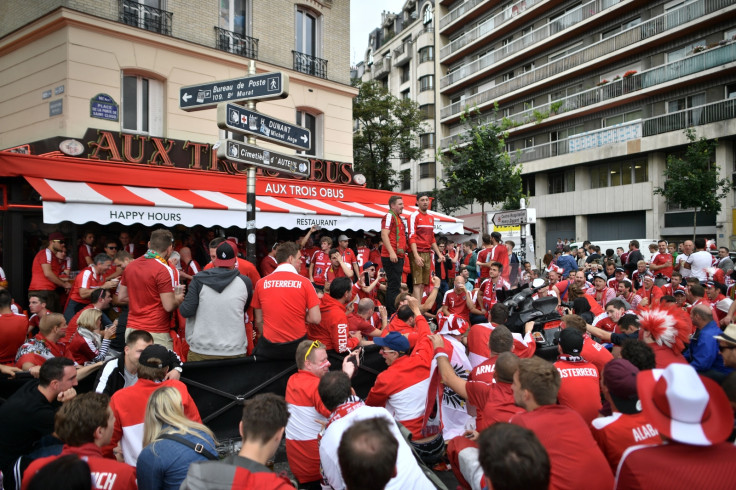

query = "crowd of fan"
[{"left": 1, "top": 194, "right": 736, "bottom": 489}]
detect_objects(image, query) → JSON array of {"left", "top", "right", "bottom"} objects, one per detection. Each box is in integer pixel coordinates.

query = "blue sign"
[
  {"left": 49, "top": 99, "right": 63, "bottom": 117},
  {"left": 90, "top": 93, "right": 119, "bottom": 121}
]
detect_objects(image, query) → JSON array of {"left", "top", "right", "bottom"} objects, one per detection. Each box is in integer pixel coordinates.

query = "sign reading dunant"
[
  {"left": 179, "top": 72, "right": 289, "bottom": 111},
  {"left": 217, "top": 139, "right": 311, "bottom": 178},
  {"left": 217, "top": 103, "right": 311, "bottom": 151},
  {"left": 90, "top": 94, "right": 119, "bottom": 121}
]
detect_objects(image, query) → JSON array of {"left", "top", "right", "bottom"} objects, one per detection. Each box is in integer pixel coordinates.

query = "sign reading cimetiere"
[
  {"left": 179, "top": 72, "right": 289, "bottom": 111},
  {"left": 217, "top": 140, "right": 311, "bottom": 178}
]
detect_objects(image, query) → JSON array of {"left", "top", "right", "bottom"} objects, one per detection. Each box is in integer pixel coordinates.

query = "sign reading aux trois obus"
[{"left": 64, "top": 128, "right": 355, "bottom": 184}]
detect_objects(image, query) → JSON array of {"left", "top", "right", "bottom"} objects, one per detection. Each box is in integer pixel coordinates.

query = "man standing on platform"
[
  {"left": 117, "top": 228, "right": 184, "bottom": 350},
  {"left": 409, "top": 194, "right": 443, "bottom": 301},
  {"left": 381, "top": 196, "right": 407, "bottom": 316}
]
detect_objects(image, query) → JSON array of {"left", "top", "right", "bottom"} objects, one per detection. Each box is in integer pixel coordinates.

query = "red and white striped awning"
[{"left": 27, "top": 178, "right": 464, "bottom": 233}]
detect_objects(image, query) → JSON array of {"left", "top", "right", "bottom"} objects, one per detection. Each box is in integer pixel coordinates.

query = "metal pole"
[{"left": 246, "top": 60, "right": 257, "bottom": 264}]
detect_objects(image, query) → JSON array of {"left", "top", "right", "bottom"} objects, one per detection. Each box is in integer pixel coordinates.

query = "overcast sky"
[{"left": 350, "top": 0, "right": 406, "bottom": 65}]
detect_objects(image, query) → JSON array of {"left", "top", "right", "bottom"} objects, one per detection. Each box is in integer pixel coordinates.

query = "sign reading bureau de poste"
[
  {"left": 217, "top": 140, "right": 311, "bottom": 178},
  {"left": 217, "top": 103, "right": 311, "bottom": 152},
  {"left": 180, "top": 72, "right": 289, "bottom": 111}
]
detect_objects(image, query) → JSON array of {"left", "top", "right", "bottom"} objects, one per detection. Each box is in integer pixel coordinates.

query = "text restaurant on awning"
[{"left": 0, "top": 130, "right": 463, "bottom": 234}]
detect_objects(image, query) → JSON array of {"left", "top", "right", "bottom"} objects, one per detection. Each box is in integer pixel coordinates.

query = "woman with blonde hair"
[
  {"left": 67, "top": 307, "right": 114, "bottom": 364},
  {"left": 137, "top": 386, "right": 217, "bottom": 490}
]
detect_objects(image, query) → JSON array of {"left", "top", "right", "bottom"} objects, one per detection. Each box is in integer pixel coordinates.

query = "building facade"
[
  {"left": 359, "top": 0, "right": 439, "bottom": 195},
  {"left": 0, "top": 0, "right": 356, "bottom": 159},
  {"left": 435, "top": 0, "right": 736, "bottom": 252}
]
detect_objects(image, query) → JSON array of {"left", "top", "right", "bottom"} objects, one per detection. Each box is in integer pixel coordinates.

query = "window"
[
  {"left": 548, "top": 42, "right": 583, "bottom": 62},
  {"left": 601, "top": 17, "right": 641, "bottom": 39},
  {"left": 603, "top": 109, "right": 642, "bottom": 127},
  {"left": 548, "top": 169, "right": 575, "bottom": 194},
  {"left": 122, "top": 74, "right": 163, "bottom": 135},
  {"left": 296, "top": 8, "right": 318, "bottom": 57},
  {"left": 401, "top": 89, "right": 410, "bottom": 100},
  {"left": 503, "top": 71, "right": 514, "bottom": 82},
  {"left": 219, "top": 0, "right": 247, "bottom": 35},
  {"left": 419, "top": 162, "right": 436, "bottom": 179},
  {"left": 423, "top": 4, "right": 433, "bottom": 25},
  {"left": 418, "top": 46, "right": 434, "bottom": 63},
  {"left": 522, "top": 63, "right": 534, "bottom": 73},
  {"left": 401, "top": 65, "right": 411, "bottom": 84},
  {"left": 668, "top": 93, "right": 705, "bottom": 125},
  {"left": 419, "top": 75, "right": 434, "bottom": 92},
  {"left": 419, "top": 133, "right": 435, "bottom": 149},
  {"left": 296, "top": 110, "right": 319, "bottom": 156},
  {"left": 121, "top": 0, "right": 171, "bottom": 35},
  {"left": 522, "top": 174, "right": 536, "bottom": 196},
  {"left": 419, "top": 104, "right": 435, "bottom": 119},
  {"left": 590, "top": 160, "right": 647, "bottom": 188},
  {"left": 401, "top": 170, "right": 411, "bottom": 190},
  {"left": 727, "top": 84, "right": 736, "bottom": 99},
  {"left": 667, "top": 40, "right": 704, "bottom": 62}
]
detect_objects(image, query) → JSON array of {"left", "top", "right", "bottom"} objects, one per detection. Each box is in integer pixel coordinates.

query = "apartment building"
[
  {"left": 359, "top": 0, "right": 439, "bottom": 194},
  {"left": 436, "top": 0, "right": 736, "bottom": 251}
]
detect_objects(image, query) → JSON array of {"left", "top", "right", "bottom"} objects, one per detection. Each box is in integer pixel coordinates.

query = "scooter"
[{"left": 503, "top": 278, "right": 563, "bottom": 361}]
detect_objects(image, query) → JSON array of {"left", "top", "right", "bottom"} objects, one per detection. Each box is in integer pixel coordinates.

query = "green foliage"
[
  {"left": 532, "top": 109, "right": 549, "bottom": 124},
  {"left": 439, "top": 107, "right": 523, "bottom": 233},
  {"left": 654, "top": 128, "right": 731, "bottom": 238},
  {"left": 550, "top": 100, "right": 564, "bottom": 114},
  {"left": 353, "top": 80, "right": 426, "bottom": 190}
]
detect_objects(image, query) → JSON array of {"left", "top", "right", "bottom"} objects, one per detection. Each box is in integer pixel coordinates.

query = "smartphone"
[{"left": 374, "top": 306, "right": 380, "bottom": 312}]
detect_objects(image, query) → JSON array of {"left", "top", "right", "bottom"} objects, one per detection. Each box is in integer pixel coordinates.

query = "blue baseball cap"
[{"left": 373, "top": 331, "right": 410, "bottom": 354}]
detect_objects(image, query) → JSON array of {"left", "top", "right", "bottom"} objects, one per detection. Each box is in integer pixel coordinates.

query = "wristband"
[
  {"left": 173, "top": 366, "right": 183, "bottom": 373},
  {"left": 433, "top": 346, "right": 449, "bottom": 356},
  {"left": 434, "top": 351, "right": 449, "bottom": 360}
]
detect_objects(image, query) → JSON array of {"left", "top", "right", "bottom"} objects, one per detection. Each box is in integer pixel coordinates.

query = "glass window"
[
  {"left": 622, "top": 162, "right": 633, "bottom": 185},
  {"left": 634, "top": 161, "right": 648, "bottom": 183},
  {"left": 219, "top": 0, "right": 247, "bottom": 35},
  {"left": 727, "top": 84, "right": 736, "bottom": 99},
  {"left": 296, "top": 8, "right": 318, "bottom": 56},
  {"left": 423, "top": 5, "right": 433, "bottom": 25},
  {"left": 419, "top": 104, "right": 435, "bottom": 119},
  {"left": 548, "top": 169, "right": 575, "bottom": 194},
  {"left": 401, "top": 65, "right": 411, "bottom": 84},
  {"left": 122, "top": 74, "right": 163, "bottom": 135},
  {"left": 420, "top": 133, "right": 435, "bottom": 149},
  {"left": 296, "top": 110, "right": 318, "bottom": 156},
  {"left": 401, "top": 170, "right": 411, "bottom": 190},
  {"left": 419, "top": 162, "right": 436, "bottom": 179},
  {"left": 419, "top": 75, "right": 434, "bottom": 92},
  {"left": 401, "top": 89, "right": 410, "bottom": 100},
  {"left": 667, "top": 40, "right": 704, "bottom": 62},
  {"left": 419, "top": 46, "right": 434, "bottom": 63}
]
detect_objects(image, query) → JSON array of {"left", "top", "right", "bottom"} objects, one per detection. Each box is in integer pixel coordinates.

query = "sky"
[{"left": 350, "top": 0, "right": 406, "bottom": 65}]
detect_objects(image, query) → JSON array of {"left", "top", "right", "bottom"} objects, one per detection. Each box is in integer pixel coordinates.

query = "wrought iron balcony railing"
[
  {"left": 292, "top": 51, "right": 328, "bottom": 79},
  {"left": 215, "top": 27, "right": 258, "bottom": 59},
  {"left": 120, "top": 0, "right": 172, "bottom": 35}
]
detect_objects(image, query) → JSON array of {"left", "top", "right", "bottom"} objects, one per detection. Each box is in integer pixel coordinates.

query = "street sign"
[
  {"left": 217, "top": 139, "right": 311, "bottom": 178},
  {"left": 491, "top": 209, "right": 536, "bottom": 226},
  {"left": 180, "top": 72, "right": 289, "bottom": 111},
  {"left": 217, "top": 103, "right": 311, "bottom": 151}
]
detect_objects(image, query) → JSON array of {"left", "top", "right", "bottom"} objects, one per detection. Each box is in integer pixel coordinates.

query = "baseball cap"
[
  {"left": 674, "top": 289, "right": 686, "bottom": 296},
  {"left": 139, "top": 344, "right": 169, "bottom": 369},
  {"left": 638, "top": 363, "right": 733, "bottom": 445},
  {"left": 705, "top": 280, "right": 716, "bottom": 288},
  {"left": 373, "top": 331, "right": 410, "bottom": 354},
  {"left": 214, "top": 240, "right": 237, "bottom": 267},
  {"left": 48, "top": 232, "right": 65, "bottom": 241},
  {"left": 603, "top": 359, "right": 639, "bottom": 400},
  {"left": 594, "top": 272, "right": 608, "bottom": 282},
  {"left": 363, "top": 261, "right": 377, "bottom": 270},
  {"left": 558, "top": 328, "right": 583, "bottom": 355},
  {"left": 338, "top": 234, "right": 349, "bottom": 242},
  {"left": 615, "top": 267, "right": 625, "bottom": 273}
]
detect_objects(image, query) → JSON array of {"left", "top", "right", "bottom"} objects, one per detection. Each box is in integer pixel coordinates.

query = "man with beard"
[{"left": 29, "top": 232, "right": 71, "bottom": 313}]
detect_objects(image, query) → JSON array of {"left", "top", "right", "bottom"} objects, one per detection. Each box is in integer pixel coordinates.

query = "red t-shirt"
[
  {"left": 478, "top": 278, "right": 509, "bottom": 312},
  {"left": 554, "top": 358, "right": 602, "bottom": 425},
  {"left": 78, "top": 243, "right": 94, "bottom": 269},
  {"left": 339, "top": 247, "right": 358, "bottom": 270},
  {"left": 120, "top": 256, "right": 176, "bottom": 333},
  {"left": 347, "top": 312, "right": 379, "bottom": 338},
  {"left": 590, "top": 411, "right": 662, "bottom": 471},
  {"left": 251, "top": 264, "right": 320, "bottom": 342},
  {"left": 300, "top": 246, "right": 317, "bottom": 278},
  {"left": 326, "top": 264, "right": 347, "bottom": 284},
  {"left": 356, "top": 246, "right": 371, "bottom": 271},
  {"left": 582, "top": 335, "right": 614, "bottom": 376},
  {"left": 466, "top": 380, "right": 524, "bottom": 431},
  {"left": 651, "top": 252, "right": 673, "bottom": 278},
  {"left": 0, "top": 313, "right": 28, "bottom": 365},
  {"left": 491, "top": 244, "right": 510, "bottom": 281},
  {"left": 477, "top": 248, "right": 493, "bottom": 279},
  {"left": 29, "top": 248, "right": 57, "bottom": 291},
  {"left": 260, "top": 255, "right": 278, "bottom": 277},
  {"left": 380, "top": 212, "right": 407, "bottom": 258},
  {"left": 636, "top": 285, "right": 663, "bottom": 306},
  {"left": 69, "top": 266, "right": 106, "bottom": 304},
  {"left": 310, "top": 250, "right": 331, "bottom": 286},
  {"left": 469, "top": 356, "right": 497, "bottom": 384},
  {"left": 511, "top": 405, "right": 614, "bottom": 490},
  {"left": 650, "top": 343, "right": 688, "bottom": 369},
  {"left": 442, "top": 289, "right": 471, "bottom": 322},
  {"left": 408, "top": 211, "right": 436, "bottom": 252}
]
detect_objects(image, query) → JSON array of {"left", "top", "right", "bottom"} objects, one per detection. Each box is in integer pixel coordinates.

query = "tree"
[
  {"left": 353, "top": 80, "right": 425, "bottom": 190},
  {"left": 439, "top": 107, "right": 523, "bottom": 234},
  {"left": 654, "top": 128, "right": 731, "bottom": 239}
]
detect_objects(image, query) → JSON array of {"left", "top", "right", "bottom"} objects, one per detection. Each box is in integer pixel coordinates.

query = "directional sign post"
[
  {"left": 217, "top": 103, "right": 311, "bottom": 152},
  {"left": 180, "top": 72, "right": 289, "bottom": 111},
  {"left": 217, "top": 139, "right": 311, "bottom": 179},
  {"left": 491, "top": 209, "right": 537, "bottom": 227}
]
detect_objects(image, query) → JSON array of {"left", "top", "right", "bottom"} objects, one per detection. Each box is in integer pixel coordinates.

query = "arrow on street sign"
[
  {"left": 491, "top": 209, "right": 535, "bottom": 227},
  {"left": 180, "top": 72, "right": 289, "bottom": 111},
  {"left": 217, "top": 140, "right": 311, "bottom": 178},
  {"left": 217, "top": 103, "right": 311, "bottom": 151}
]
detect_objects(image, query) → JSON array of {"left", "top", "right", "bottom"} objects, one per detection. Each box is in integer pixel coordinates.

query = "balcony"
[
  {"left": 441, "top": 0, "right": 614, "bottom": 85},
  {"left": 440, "top": 0, "right": 542, "bottom": 58},
  {"left": 440, "top": 0, "right": 734, "bottom": 121},
  {"left": 393, "top": 42, "right": 413, "bottom": 67},
  {"left": 119, "top": 0, "right": 172, "bottom": 35},
  {"left": 292, "top": 51, "right": 328, "bottom": 79},
  {"left": 215, "top": 27, "right": 258, "bottom": 59},
  {"left": 643, "top": 98, "right": 736, "bottom": 136},
  {"left": 372, "top": 57, "right": 391, "bottom": 79},
  {"left": 439, "top": 40, "right": 736, "bottom": 147}
]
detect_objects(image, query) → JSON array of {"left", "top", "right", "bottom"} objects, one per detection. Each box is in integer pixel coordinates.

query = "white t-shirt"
[
  {"left": 687, "top": 250, "right": 713, "bottom": 282},
  {"left": 319, "top": 405, "right": 434, "bottom": 490},
  {"left": 677, "top": 254, "right": 691, "bottom": 279}
]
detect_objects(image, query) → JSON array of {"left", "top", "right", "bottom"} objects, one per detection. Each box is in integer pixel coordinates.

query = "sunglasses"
[
  {"left": 107, "top": 246, "right": 118, "bottom": 250},
  {"left": 305, "top": 340, "right": 322, "bottom": 361},
  {"left": 52, "top": 240, "right": 65, "bottom": 244}
]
